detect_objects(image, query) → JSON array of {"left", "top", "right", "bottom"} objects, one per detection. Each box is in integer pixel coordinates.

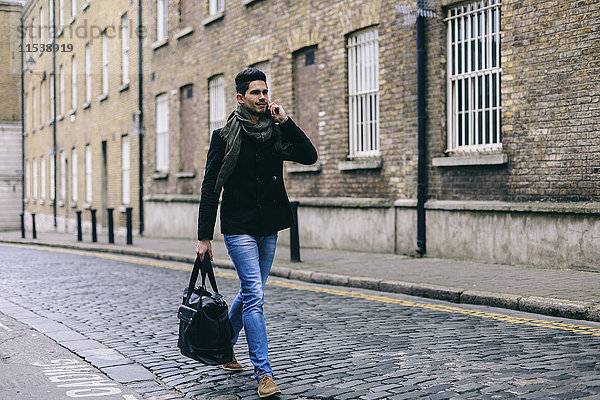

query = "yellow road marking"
[{"left": 3, "top": 243, "right": 600, "bottom": 337}]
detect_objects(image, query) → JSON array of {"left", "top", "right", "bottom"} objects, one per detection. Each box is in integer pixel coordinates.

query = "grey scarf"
[{"left": 214, "top": 104, "right": 290, "bottom": 194}]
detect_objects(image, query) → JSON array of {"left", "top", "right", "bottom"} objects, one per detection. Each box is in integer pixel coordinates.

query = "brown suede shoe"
[
  {"left": 221, "top": 350, "right": 243, "bottom": 372},
  {"left": 257, "top": 375, "right": 281, "bottom": 398}
]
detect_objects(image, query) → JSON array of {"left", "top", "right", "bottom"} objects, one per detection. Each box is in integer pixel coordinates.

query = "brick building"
[
  {"left": 142, "top": 0, "right": 599, "bottom": 269},
  {"left": 21, "top": 0, "right": 143, "bottom": 237},
  {"left": 0, "top": 0, "right": 24, "bottom": 231}
]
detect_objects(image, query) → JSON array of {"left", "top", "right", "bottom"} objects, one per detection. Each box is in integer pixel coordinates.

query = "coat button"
[{"left": 272, "top": 175, "right": 277, "bottom": 181}]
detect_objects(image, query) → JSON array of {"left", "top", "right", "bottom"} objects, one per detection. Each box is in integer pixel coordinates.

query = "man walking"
[{"left": 196, "top": 68, "right": 317, "bottom": 397}]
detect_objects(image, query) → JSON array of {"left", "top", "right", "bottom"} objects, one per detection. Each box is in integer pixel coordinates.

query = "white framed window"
[
  {"left": 209, "top": 75, "right": 226, "bottom": 133},
  {"left": 251, "top": 61, "right": 271, "bottom": 92},
  {"left": 447, "top": 0, "right": 501, "bottom": 152},
  {"left": 157, "top": 0, "right": 167, "bottom": 41},
  {"left": 60, "top": 151, "right": 66, "bottom": 201},
  {"left": 155, "top": 93, "right": 169, "bottom": 172},
  {"left": 25, "top": 161, "right": 30, "bottom": 198},
  {"left": 71, "top": 148, "right": 78, "bottom": 202},
  {"left": 85, "top": 43, "right": 91, "bottom": 103},
  {"left": 85, "top": 144, "right": 92, "bottom": 203},
  {"left": 49, "top": 73, "right": 55, "bottom": 121},
  {"left": 101, "top": 31, "right": 109, "bottom": 95},
  {"left": 41, "top": 156, "right": 46, "bottom": 200},
  {"left": 121, "top": 13, "right": 130, "bottom": 84},
  {"left": 50, "top": 153, "right": 55, "bottom": 200},
  {"left": 59, "top": 0, "right": 64, "bottom": 29},
  {"left": 347, "top": 28, "right": 380, "bottom": 157},
  {"left": 121, "top": 135, "right": 130, "bottom": 204},
  {"left": 39, "top": 7, "right": 44, "bottom": 43},
  {"left": 209, "top": 0, "right": 225, "bottom": 15},
  {"left": 71, "top": 55, "right": 77, "bottom": 109},
  {"left": 59, "top": 65, "right": 65, "bottom": 115},
  {"left": 71, "top": 0, "right": 76, "bottom": 19},
  {"left": 49, "top": 0, "right": 54, "bottom": 39},
  {"left": 32, "top": 87, "right": 36, "bottom": 127},
  {"left": 40, "top": 79, "right": 45, "bottom": 123},
  {"left": 32, "top": 158, "right": 38, "bottom": 199}
]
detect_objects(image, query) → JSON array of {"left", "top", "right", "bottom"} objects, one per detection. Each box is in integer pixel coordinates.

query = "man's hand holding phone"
[{"left": 267, "top": 102, "right": 287, "bottom": 124}]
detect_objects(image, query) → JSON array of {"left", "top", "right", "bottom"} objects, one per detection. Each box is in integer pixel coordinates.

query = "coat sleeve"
[
  {"left": 197, "top": 130, "right": 226, "bottom": 240},
  {"left": 278, "top": 117, "right": 318, "bottom": 165}
]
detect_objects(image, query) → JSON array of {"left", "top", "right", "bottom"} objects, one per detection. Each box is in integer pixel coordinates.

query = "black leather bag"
[{"left": 177, "top": 256, "right": 233, "bottom": 365}]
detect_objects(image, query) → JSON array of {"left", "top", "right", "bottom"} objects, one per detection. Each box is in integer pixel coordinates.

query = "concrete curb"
[{"left": 2, "top": 238, "right": 599, "bottom": 323}]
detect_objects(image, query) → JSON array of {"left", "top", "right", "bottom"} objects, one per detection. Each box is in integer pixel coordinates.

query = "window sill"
[
  {"left": 176, "top": 171, "right": 196, "bottom": 179},
  {"left": 338, "top": 157, "right": 382, "bottom": 171},
  {"left": 98, "top": 93, "right": 108, "bottom": 102},
  {"left": 118, "top": 82, "right": 130, "bottom": 92},
  {"left": 57, "top": 114, "right": 64, "bottom": 121},
  {"left": 432, "top": 152, "right": 508, "bottom": 167},
  {"left": 82, "top": 101, "right": 91, "bottom": 109},
  {"left": 39, "top": 200, "right": 45, "bottom": 205},
  {"left": 57, "top": 28, "right": 64, "bottom": 38},
  {"left": 151, "top": 38, "right": 168, "bottom": 50},
  {"left": 175, "top": 26, "right": 194, "bottom": 40},
  {"left": 202, "top": 11, "right": 224, "bottom": 26},
  {"left": 48, "top": 199, "right": 55, "bottom": 206},
  {"left": 68, "top": 108, "right": 76, "bottom": 116},
  {"left": 68, "top": 16, "right": 75, "bottom": 26},
  {"left": 69, "top": 202, "right": 77, "bottom": 208},
  {"left": 58, "top": 200, "right": 64, "bottom": 207},
  {"left": 46, "top": 120, "right": 54, "bottom": 126},
  {"left": 286, "top": 162, "right": 322, "bottom": 174},
  {"left": 24, "top": 130, "right": 30, "bottom": 136},
  {"left": 82, "top": 0, "right": 90, "bottom": 12},
  {"left": 83, "top": 203, "right": 91, "bottom": 209},
  {"left": 38, "top": 124, "right": 45, "bottom": 130},
  {"left": 31, "top": 199, "right": 37, "bottom": 204},
  {"left": 243, "top": 0, "right": 264, "bottom": 5},
  {"left": 152, "top": 171, "right": 169, "bottom": 180}
]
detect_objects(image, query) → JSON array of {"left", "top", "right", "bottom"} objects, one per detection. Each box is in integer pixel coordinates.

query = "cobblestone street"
[{"left": 1, "top": 244, "right": 600, "bottom": 399}]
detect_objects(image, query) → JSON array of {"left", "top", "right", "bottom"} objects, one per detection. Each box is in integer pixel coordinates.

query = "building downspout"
[
  {"left": 20, "top": 15, "right": 25, "bottom": 237},
  {"left": 415, "top": 1, "right": 428, "bottom": 255},
  {"left": 52, "top": 0, "right": 57, "bottom": 228},
  {"left": 137, "top": 0, "right": 144, "bottom": 235}
]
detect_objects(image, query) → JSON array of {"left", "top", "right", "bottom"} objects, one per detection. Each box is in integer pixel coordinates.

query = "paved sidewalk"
[{"left": 1, "top": 230, "right": 599, "bottom": 322}]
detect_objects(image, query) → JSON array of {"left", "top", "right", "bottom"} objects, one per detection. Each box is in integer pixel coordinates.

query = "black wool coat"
[{"left": 197, "top": 117, "right": 318, "bottom": 240}]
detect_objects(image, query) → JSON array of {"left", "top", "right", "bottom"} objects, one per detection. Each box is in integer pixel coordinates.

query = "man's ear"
[{"left": 236, "top": 93, "right": 244, "bottom": 105}]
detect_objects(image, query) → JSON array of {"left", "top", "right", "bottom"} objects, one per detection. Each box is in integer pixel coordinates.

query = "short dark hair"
[{"left": 235, "top": 68, "right": 267, "bottom": 95}]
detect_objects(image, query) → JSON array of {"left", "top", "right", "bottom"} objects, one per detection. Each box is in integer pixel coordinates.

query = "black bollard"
[
  {"left": 90, "top": 209, "right": 97, "bottom": 243},
  {"left": 31, "top": 213, "right": 37, "bottom": 239},
  {"left": 76, "top": 211, "right": 82, "bottom": 241},
  {"left": 289, "top": 201, "right": 301, "bottom": 262},
  {"left": 125, "top": 207, "right": 133, "bottom": 245},
  {"left": 107, "top": 208, "right": 114, "bottom": 244},
  {"left": 20, "top": 213, "right": 25, "bottom": 238}
]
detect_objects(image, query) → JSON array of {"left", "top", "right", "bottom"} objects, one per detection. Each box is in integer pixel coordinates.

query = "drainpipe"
[
  {"left": 415, "top": 1, "right": 428, "bottom": 255},
  {"left": 137, "top": 0, "right": 144, "bottom": 235},
  {"left": 20, "top": 15, "right": 25, "bottom": 235},
  {"left": 52, "top": 0, "right": 57, "bottom": 228}
]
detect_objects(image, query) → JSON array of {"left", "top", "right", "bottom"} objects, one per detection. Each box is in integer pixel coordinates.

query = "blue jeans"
[{"left": 223, "top": 233, "right": 277, "bottom": 381}]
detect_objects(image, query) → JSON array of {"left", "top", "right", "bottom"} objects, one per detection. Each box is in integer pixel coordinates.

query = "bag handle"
[{"left": 185, "top": 256, "right": 219, "bottom": 304}]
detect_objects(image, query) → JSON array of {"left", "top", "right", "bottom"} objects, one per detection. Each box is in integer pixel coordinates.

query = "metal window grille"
[
  {"left": 71, "top": 149, "right": 77, "bottom": 202},
  {"left": 102, "top": 32, "right": 109, "bottom": 95},
  {"left": 71, "top": 55, "right": 77, "bottom": 108},
  {"left": 32, "top": 159, "right": 38, "bottom": 199},
  {"left": 157, "top": 0, "right": 167, "bottom": 40},
  {"left": 121, "top": 14, "right": 130, "bottom": 84},
  {"left": 60, "top": 152, "right": 66, "bottom": 201},
  {"left": 209, "top": 75, "right": 226, "bottom": 133},
  {"left": 50, "top": 154, "right": 55, "bottom": 200},
  {"left": 155, "top": 94, "right": 169, "bottom": 172},
  {"left": 85, "top": 145, "right": 92, "bottom": 203},
  {"left": 348, "top": 28, "right": 380, "bottom": 158},
  {"left": 85, "top": 44, "right": 91, "bottom": 102},
  {"left": 122, "top": 135, "right": 130, "bottom": 204},
  {"left": 447, "top": 0, "right": 502, "bottom": 152},
  {"left": 41, "top": 157, "right": 46, "bottom": 200},
  {"left": 209, "top": 0, "right": 225, "bottom": 15}
]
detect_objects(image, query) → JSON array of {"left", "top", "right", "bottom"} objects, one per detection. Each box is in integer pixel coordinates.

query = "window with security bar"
[
  {"left": 209, "top": 75, "right": 226, "bottom": 133},
  {"left": 348, "top": 28, "right": 380, "bottom": 158},
  {"left": 447, "top": 0, "right": 501, "bottom": 152}
]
